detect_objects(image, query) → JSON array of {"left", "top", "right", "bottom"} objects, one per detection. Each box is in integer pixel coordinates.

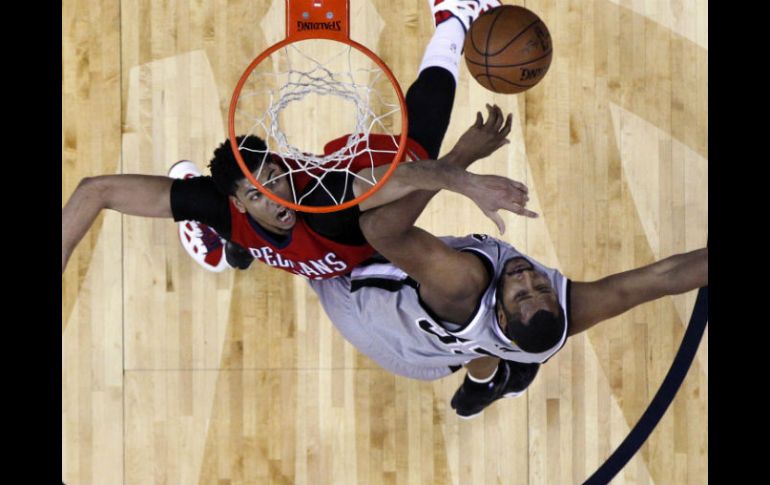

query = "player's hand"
[
  {"left": 461, "top": 173, "right": 538, "bottom": 234},
  {"left": 450, "top": 104, "right": 513, "bottom": 163}
]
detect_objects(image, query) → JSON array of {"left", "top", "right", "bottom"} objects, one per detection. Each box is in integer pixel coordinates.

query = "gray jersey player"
[
  {"left": 326, "top": 152, "right": 708, "bottom": 419},
  {"left": 311, "top": 234, "right": 570, "bottom": 381}
]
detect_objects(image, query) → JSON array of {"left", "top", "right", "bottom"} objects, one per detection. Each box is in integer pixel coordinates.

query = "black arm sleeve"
[
  {"left": 169, "top": 176, "right": 232, "bottom": 239},
  {"left": 303, "top": 173, "right": 366, "bottom": 246}
]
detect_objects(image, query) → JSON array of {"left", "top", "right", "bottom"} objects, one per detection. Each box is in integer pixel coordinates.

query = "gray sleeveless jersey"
[{"left": 309, "top": 234, "right": 571, "bottom": 381}]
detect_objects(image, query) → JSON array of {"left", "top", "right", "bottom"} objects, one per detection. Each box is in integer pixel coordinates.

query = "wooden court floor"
[{"left": 62, "top": 1, "right": 708, "bottom": 484}]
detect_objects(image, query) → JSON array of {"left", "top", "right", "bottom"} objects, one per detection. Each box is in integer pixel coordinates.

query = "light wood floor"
[{"left": 62, "top": 1, "right": 708, "bottom": 484}]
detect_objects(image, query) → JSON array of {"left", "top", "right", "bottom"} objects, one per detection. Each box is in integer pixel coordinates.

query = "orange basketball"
[{"left": 464, "top": 5, "right": 553, "bottom": 94}]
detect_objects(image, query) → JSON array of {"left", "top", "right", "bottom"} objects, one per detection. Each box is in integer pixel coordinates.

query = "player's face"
[
  {"left": 231, "top": 161, "right": 296, "bottom": 235},
  {"left": 496, "top": 257, "right": 559, "bottom": 326}
]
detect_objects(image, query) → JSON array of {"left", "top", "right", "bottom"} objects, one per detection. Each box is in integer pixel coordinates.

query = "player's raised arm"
[
  {"left": 358, "top": 110, "right": 538, "bottom": 323},
  {"left": 355, "top": 104, "right": 512, "bottom": 212},
  {"left": 356, "top": 105, "right": 536, "bottom": 232},
  {"left": 62, "top": 174, "right": 174, "bottom": 273}
]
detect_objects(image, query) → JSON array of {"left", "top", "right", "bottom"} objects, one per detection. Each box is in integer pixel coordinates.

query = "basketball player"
[
  {"left": 307, "top": 169, "right": 708, "bottom": 418},
  {"left": 62, "top": 0, "right": 507, "bottom": 277}
]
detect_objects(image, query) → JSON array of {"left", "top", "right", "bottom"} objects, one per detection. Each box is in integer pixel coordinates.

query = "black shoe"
[
  {"left": 500, "top": 360, "right": 540, "bottom": 398},
  {"left": 450, "top": 360, "right": 540, "bottom": 419},
  {"left": 224, "top": 241, "right": 255, "bottom": 270}
]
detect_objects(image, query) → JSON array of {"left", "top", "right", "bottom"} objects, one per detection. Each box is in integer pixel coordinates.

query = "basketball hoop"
[{"left": 228, "top": 0, "right": 409, "bottom": 213}]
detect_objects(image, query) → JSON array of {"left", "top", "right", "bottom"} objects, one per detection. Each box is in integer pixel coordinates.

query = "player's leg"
[
  {"left": 451, "top": 357, "right": 540, "bottom": 419},
  {"left": 405, "top": 0, "right": 501, "bottom": 159}
]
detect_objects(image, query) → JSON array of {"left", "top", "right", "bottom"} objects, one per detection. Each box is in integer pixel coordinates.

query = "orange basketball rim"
[{"left": 228, "top": 0, "right": 409, "bottom": 213}]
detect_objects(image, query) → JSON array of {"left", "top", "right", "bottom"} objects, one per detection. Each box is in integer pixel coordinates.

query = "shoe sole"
[
  {"left": 178, "top": 223, "right": 230, "bottom": 272},
  {"left": 168, "top": 159, "right": 200, "bottom": 178},
  {"left": 167, "top": 160, "right": 229, "bottom": 272}
]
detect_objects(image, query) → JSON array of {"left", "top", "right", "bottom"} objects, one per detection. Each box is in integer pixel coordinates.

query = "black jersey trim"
[
  {"left": 565, "top": 278, "right": 572, "bottom": 336},
  {"left": 552, "top": 278, "right": 572, "bottom": 355},
  {"left": 542, "top": 279, "right": 572, "bottom": 364},
  {"left": 462, "top": 247, "right": 495, "bottom": 280},
  {"left": 350, "top": 276, "right": 419, "bottom": 293},
  {"left": 416, "top": 290, "right": 455, "bottom": 330},
  {"left": 356, "top": 253, "right": 391, "bottom": 267}
]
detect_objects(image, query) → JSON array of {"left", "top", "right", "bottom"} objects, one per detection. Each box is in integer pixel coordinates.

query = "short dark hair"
[
  {"left": 496, "top": 282, "right": 566, "bottom": 353},
  {"left": 502, "top": 308, "right": 566, "bottom": 354},
  {"left": 208, "top": 135, "right": 269, "bottom": 196}
]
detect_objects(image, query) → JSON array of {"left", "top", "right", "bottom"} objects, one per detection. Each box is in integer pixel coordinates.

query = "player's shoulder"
[
  {"left": 441, "top": 234, "right": 501, "bottom": 288},
  {"left": 440, "top": 233, "right": 511, "bottom": 258}
]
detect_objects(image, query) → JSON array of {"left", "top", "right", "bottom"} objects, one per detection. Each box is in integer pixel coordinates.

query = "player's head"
[
  {"left": 209, "top": 136, "right": 296, "bottom": 235},
  {"left": 495, "top": 257, "right": 565, "bottom": 353}
]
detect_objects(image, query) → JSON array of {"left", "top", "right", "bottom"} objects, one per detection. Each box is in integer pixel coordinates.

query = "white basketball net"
[{"left": 232, "top": 40, "right": 404, "bottom": 207}]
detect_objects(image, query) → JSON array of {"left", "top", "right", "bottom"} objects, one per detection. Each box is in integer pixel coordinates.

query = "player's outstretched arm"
[
  {"left": 62, "top": 175, "right": 174, "bottom": 273},
  {"left": 568, "top": 248, "right": 708, "bottom": 336},
  {"left": 356, "top": 105, "right": 536, "bottom": 231}
]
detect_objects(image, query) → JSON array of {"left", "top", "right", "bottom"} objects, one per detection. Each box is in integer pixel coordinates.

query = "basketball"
[{"left": 464, "top": 5, "right": 553, "bottom": 94}]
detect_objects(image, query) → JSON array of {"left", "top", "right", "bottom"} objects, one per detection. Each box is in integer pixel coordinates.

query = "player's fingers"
[
  {"left": 510, "top": 183, "right": 529, "bottom": 202},
  {"left": 504, "top": 191, "right": 528, "bottom": 206},
  {"left": 483, "top": 104, "right": 496, "bottom": 128},
  {"left": 498, "top": 191, "right": 528, "bottom": 206},
  {"left": 507, "top": 179, "right": 528, "bottom": 194},
  {"left": 498, "top": 198, "right": 537, "bottom": 218},
  {"left": 485, "top": 210, "right": 506, "bottom": 235},
  {"left": 485, "top": 104, "right": 503, "bottom": 131},
  {"left": 474, "top": 111, "right": 483, "bottom": 128},
  {"left": 514, "top": 205, "right": 539, "bottom": 218},
  {"left": 485, "top": 103, "right": 494, "bottom": 121},
  {"left": 490, "top": 105, "right": 504, "bottom": 131},
  {"left": 501, "top": 113, "right": 513, "bottom": 137}
]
